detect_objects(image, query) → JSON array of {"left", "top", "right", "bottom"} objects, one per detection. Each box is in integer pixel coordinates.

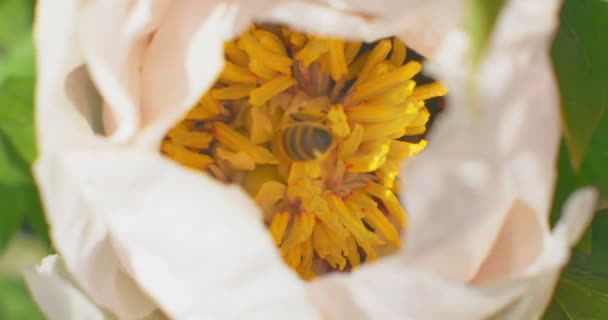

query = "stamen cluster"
[{"left": 162, "top": 24, "right": 446, "bottom": 279}]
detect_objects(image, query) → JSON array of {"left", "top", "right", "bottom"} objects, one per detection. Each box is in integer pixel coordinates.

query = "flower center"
[{"left": 162, "top": 24, "right": 446, "bottom": 280}]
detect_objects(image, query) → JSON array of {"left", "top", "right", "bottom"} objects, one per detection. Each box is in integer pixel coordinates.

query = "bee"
[{"left": 281, "top": 122, "right": 333, "bottom": 162}]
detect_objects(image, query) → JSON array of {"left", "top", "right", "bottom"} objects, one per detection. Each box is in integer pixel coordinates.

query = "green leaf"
[
  {"left": 0, "top": 76, "right": 47, "bottom": 249},
  {"left": 0, "top": 274, "right": 44, "bottom": 320},
  {"left": 0, "top": 77, "right": 36, "bottom": 163},
  {"left": 551, "top": 0, "right": 608, "bottom": 169},
  {"left": 546, "top": 211, "right": 608, "bottom": 319},
  {"left": 0, "top": 0, "right": 34, "bottom": 46},
  {"left": 0, "top": 234, "right": 47, "bottom": 320},
  {"left": 0, "top": 34, "right": 35, "bottom": 83},
  {"left": 466, "top": 0, "right": 507, "bottom": 63},
  {"left": 0, "top": 0, "right": 35, "bottom": 84},
  {"left": 553, "top": 268, "right": 608, "bottom": 319}
]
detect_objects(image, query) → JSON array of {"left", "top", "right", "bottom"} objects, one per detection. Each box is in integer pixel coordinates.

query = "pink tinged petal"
[
  {"left": 23, "top": 255, "right": 110, "bottom": 320},
  {"left": 490, "top": 187, "right": 599, "bottom": 319},
  {"left": 79, "top": 0, "right": 172, "bottom": 142},
  {"left": 136, "top": 1, "right": 239, "bottom": 149},
  {"left": 470, "top": 200, "right": 544, "bottom": 285},
  {"left": 306, "top": 0, "right": 593, "bottom": 318},
  {"left": 39, "top": 149, "right": 320, "bottom": 320},
  {"left": 401, "top": 0, "right": 563, "bottom": 281}
]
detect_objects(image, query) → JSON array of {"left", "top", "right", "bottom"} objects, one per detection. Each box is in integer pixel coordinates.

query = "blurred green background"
[{"left": 0, "top": 0, "right": 607, "bottom": 319}]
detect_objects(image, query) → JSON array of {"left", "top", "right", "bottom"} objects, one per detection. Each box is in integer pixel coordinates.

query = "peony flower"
[{"left": 24, "top": 0, "right": 598, "bottom": 319}]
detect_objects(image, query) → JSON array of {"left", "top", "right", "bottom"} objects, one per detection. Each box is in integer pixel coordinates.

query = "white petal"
[
  {"left": 23, "top": 255, "right": 110, "bottom": 320},
  {"left": 79, "top": 0, "right": 171, "bottom": 142},
  {"left": 37, "top": 149, "right": 319, "bottom": 320},
  {"left": 402, "top": 0, "right": 562, "bottom": 280}
]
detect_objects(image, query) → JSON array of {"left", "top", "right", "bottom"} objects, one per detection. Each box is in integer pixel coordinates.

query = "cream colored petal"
[
  {"left": 37, "top": 149, "right": 319, "bottom": 320},
  {"left": 35, "top": 0, "right": 100, "bottom": 155},
  {"left": 486, "top": 187, "right": 599, "bottom": 319},
  {"left": 136, "top": 1, "right": 240, "bottom": 149},
  {"left": 23, "top": 255, "right": 111, "bottom": 320},
  {"left": 309, "top": 266, "right": 526, "bottom": 320},
  {"left": 35, "top": 1, "right": 162, "bottom": 318},
  {"left": 260, "top": 0, "right": 463, "bottom": 57}
]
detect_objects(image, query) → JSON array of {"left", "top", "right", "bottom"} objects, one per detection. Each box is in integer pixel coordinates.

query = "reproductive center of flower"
[{"left": 161, "top": 24, "right": 446, "bottom": 280}]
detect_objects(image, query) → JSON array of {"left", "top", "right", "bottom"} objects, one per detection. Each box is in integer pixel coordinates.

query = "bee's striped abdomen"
[{"left": 282, "top": 124, "right": 333, "bottom": 161}]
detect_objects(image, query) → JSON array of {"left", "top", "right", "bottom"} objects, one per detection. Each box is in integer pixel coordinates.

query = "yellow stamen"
[
  {"left": 211, "top": 84, "right": 256, "bottom": 100},
  {"left": 249, "top": 105, "right": 274, "bottom": 144},
  {"left": 388, "top": 140, "right": 427, "bottom": 162},
  {"left": 366, "top": 80, "right": 416, "bottom": 106},
  {"left": 249, "top": 76, "right": 296, "bottom": 107},
  {"left": 327, "top": 104, "right": 350, "bottom": 137},
  {"left": 249, "top": 58, "right": 280, "bottom": 80},
  {"left": 168, "top": 124, "right": 213, "bottom": 149},
  {"left": 297, "top": 238, "right": 315, "bottom": 280},
  {"left": 346, "top": 235, "right": 361, "bottom": 268},
  {"left": 285, "top": 242, "right": 303, "bottom": 268},
  {"left": 346, "top": 100, "right": 416, "bottom": 123},
  {"left": 219, "top": 61, "right": 258, "bottom": 84},
  {"left": 410, "top": 82, "right": 448, "bottom": 101},
  {"left": 344, "top": 41, "right": 362, "bottom": 65},
  {"left": 356, "top": 39, "right": 392, "bottom": 83},
  {"left": 224, "top": 41, "right": 249, "bottom": 66},
  {"left": 162, "top": 24, "right": 448, "bottom": 280},
  {"left": 252, "top": 29, "right": 288, "bottom": 56},
  {"left": 389, "top": 38, "right": 407, "bottom": 66},
  {"left": 216, "top": 147, "right": 256, "bottom": 171},
  {"left": 212, "top": 122, "right": 277, "bottom": 164},
  {"left": 296, "top": 39, "right": 329, "bottom": 68},
  {"left": 185, "top": 93, "right": 223, "bottom": 120},
  {"left": 254, "top": 181, "right": 286, "bottom": 216},
  {"left": 362, "top": 113, "right": 417, "bottom": 141},
  {"left": 345, "top": 192, "right": 401, "bottom": 246},
  {"left": 366, "top": 182, "right": 407, "bottom": 228},
  {"left": 327, "top": 194, "right": 384, "bottom": 261},
  {"left": 280, "top": 212, "right": 315, "bottom": 253},
  {"left": 239, "top": 31, "right": 292, "bottom": 75},
  {"left": 346, "top": 50, "right": 371, "bottom": 80},
  {"left": 338, "top": 124, "right": 364, "bottom": 159},
  {"left": 327, "top": 39, "right": 348, "bottom": 81},
  {"left": 161, "top": 142, "right": 213, "bottom": 170},
  {"left": 312, "top": 222, "right": 347, "bottom": 270},
  {"left": 351, "top": 61, "right": 421, "bottom": 102},
  {"left": 375, "top": 160, "right": 400, "bottom": 189},
  {"left": 269, "top": 211, "right": 290, "bottom": 245},
  {"left": 345, "top": 139, "right": 390, "bottom": 173}
]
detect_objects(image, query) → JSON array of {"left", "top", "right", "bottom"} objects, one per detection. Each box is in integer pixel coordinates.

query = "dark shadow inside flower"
[{"left": 64, "top": 65, "right": 105, "bottom": 135}]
